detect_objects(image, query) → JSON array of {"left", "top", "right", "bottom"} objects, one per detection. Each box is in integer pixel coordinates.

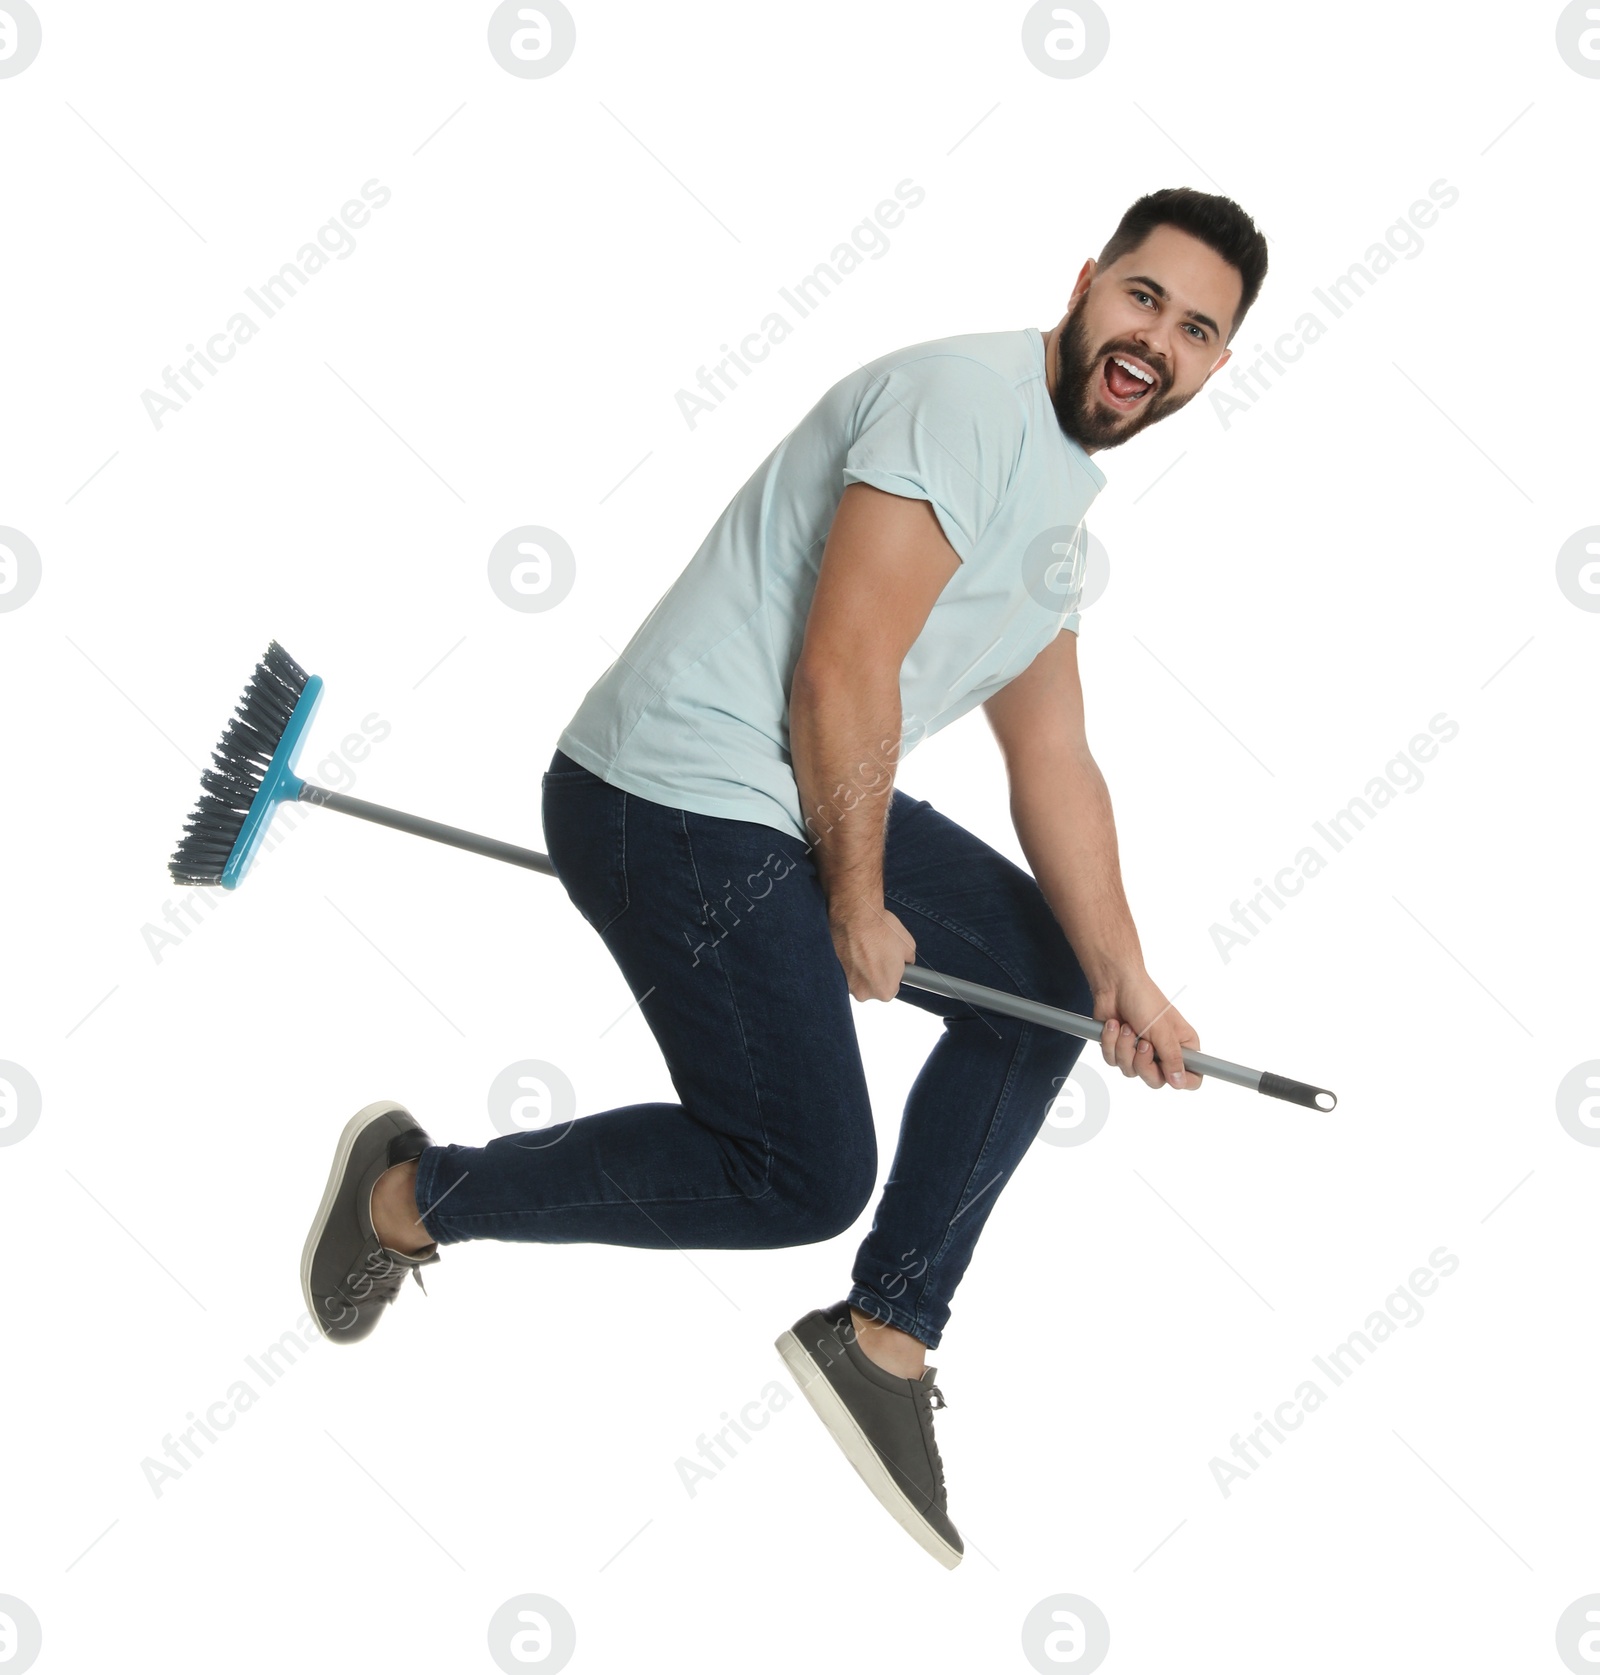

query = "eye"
[{"left": 1133, "top": 287, "right": 1209, "bottom": 344}]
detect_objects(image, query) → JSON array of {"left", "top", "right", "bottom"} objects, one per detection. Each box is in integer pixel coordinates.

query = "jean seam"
[
  {"left": 679, "top": 808, "right": 775, "bottom": 1192},
  {"left": 884, "top": 885, "right": 1040, "bottom": 1003},
  {"left": 879, "top": 878, "right": 1051, "bottom": 1334},
  {"left": 437, "top": 1189, "right": 757, "bottom": 1219},
  {"left": 908, "top": 1014, "right": 1036, "bottom": 1328},
  {"left": 593, "top": 789, "right": 631, "bottom": 933}
]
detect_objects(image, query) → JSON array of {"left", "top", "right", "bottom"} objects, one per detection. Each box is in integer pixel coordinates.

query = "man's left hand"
[{"left": 1092, "top": 967, "right": 1202, "bottom": 1091}]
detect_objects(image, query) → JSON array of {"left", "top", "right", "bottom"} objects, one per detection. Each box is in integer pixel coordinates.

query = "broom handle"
[
  {"left": 296, "top": 781, "right": 1336, "bottom": 1111},
  {"left": 298, "top": 783, "right": 558, "bottom": 874},
  {"left": 895, "top": 966, "right": 1335, "bottom": 1109}
]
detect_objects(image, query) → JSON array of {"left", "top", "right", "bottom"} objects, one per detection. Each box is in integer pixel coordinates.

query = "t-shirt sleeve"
[{"left": 841, "top": 355, "right": 1025, "bottom": 564}]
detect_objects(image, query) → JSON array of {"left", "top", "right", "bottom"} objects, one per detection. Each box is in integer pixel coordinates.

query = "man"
[{"left": 302, "top": 186, "right": 1269, "bottom": 1569}]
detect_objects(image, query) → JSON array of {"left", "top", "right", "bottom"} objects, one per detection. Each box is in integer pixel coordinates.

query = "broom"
[{"left": 169, "top": 641, "right": 1338, "bottom": 1112}]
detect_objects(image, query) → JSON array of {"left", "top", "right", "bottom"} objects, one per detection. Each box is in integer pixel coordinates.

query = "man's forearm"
[
  {"left": 789, "top": 666, "right": 901, "bottom": 917},
  {"left": 1009, "top": 747, "right": 1143, "bottom": 992}
]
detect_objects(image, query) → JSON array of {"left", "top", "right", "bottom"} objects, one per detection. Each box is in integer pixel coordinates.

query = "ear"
[
  {"left": 1065, "top": 257, "right": 1096, "bottom": 314},
  {"left": 1201, "top": 346, "right": 1233, "bottom": 385}
]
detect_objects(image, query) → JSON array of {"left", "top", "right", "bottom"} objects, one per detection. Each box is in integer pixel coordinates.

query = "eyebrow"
[{"left": 1124, "top": 275, "right": 1222, "bottom": 341}]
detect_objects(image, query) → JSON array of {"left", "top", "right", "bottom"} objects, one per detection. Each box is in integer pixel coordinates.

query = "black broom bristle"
[{"left": 168, "top": 641, "right": 310, "bottom": 886}]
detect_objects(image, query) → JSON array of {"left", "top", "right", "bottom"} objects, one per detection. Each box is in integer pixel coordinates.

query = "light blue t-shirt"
[{"left": 557, "top": 325, "right": 1107, "bottom": 843}]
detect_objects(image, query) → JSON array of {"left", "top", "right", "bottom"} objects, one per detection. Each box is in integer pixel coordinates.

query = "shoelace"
[
  {"left": 346, "top": 1245, "right": 434, "bottom": 1305},
  {"left": 917, "top": 1381, "right": 949, "bottom": 1506}
]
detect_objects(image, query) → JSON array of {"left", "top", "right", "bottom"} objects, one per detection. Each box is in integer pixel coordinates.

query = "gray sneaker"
[
  {"left": 776, "top": 1299, "right": 962, "bottom": 1568},
  {"left": 301, "top": 1101, "right": 440, "bottom": 1344}
]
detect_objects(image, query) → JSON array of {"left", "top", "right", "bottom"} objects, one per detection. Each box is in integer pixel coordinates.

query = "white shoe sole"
[
  {"left": 775, "top": 1325, "right": 963, "bottom": 1570},
  {"left": 299, "top": 1099, "right": 412, "bottom": 1339}
]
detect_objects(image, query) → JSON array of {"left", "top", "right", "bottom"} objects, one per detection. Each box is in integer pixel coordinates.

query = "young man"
[{"left": 303, "top": 187, "right": 1269, "bottom": 1569}]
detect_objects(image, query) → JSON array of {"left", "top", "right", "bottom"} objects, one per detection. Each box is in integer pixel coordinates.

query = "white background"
[{"left": 2, "top": 2, "right": 1596, "bottom": 1671}]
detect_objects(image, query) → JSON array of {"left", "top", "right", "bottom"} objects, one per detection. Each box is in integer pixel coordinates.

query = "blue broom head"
[{"left": 168, "top": 640, "right": 324, "bottom": 889}]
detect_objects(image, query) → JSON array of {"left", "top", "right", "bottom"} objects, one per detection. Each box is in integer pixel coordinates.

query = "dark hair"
[{"left": 1097, "top": 188, "right": 1269, "bottom": 343}]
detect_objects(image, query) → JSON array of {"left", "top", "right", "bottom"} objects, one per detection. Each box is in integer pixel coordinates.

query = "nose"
[{"left": 1127, "top": 334, "right": 1170, "bottom": 385}]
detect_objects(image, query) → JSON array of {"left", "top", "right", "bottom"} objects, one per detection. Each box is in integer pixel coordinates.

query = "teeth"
[{"left": 1112, "top": 356, "right": 1155, "bottom": 385}]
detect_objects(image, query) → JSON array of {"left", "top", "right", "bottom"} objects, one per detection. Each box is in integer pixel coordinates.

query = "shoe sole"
[
  {"left": 775, "top": 1326, "right": 962, "bottom": 1570},
  {"left": 300, "top": 1099, "right": 411, "bottom": 1341}
]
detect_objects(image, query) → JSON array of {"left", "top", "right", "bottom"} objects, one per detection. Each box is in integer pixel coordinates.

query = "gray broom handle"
[
  {"left": 897, "top": 966, "right": 1336, "bottom": 1110},
  {"left": 298, "top": 783, "right": 557, "bottom": 874},
  {"left": 296, "top": 781, "right": 1336, "bottom": 1110}
]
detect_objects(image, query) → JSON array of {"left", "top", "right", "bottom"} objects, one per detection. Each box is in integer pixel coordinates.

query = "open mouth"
[{"left": 1100, "top": 353, "right": 1158, "bottom": 411}]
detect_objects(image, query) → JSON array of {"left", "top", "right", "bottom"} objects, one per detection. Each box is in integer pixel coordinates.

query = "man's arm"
[
  {"left": 982, "top": 630, "right": 1202, "bottom": 1091},
  {"left": 790, "top": 482, "right": 959, "bottom": 1001}
]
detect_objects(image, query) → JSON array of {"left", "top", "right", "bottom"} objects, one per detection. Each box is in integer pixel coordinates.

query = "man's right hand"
[{"left": 829, "top": 903, "right": 917, "bottom": 1002}]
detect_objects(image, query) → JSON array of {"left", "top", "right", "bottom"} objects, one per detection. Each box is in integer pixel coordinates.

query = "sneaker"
[
  {"left": 301, "top": 1100, "right": 440, "bottom": 1344},
  {"left": 775, "top": 1299, "right": 962, "bottom": 1568}
]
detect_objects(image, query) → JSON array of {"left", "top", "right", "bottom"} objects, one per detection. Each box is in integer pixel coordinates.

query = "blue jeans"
[{"left": 413, "top": 749, "right": 1092, "bottom": 1348}]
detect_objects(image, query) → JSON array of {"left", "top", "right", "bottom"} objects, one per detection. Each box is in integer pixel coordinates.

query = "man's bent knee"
[{"left": 754, "top": 1160, "right": 875, "bottom": 1245}]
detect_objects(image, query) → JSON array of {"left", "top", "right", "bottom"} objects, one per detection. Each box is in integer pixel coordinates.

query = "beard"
[{"left": 1050, "top": 306, "right": 1197, "bottom": 450}]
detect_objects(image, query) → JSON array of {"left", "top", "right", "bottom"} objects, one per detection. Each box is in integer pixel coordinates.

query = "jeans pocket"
[{"left": 541, "top": 770, "right": 629, "bottom": 933}]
